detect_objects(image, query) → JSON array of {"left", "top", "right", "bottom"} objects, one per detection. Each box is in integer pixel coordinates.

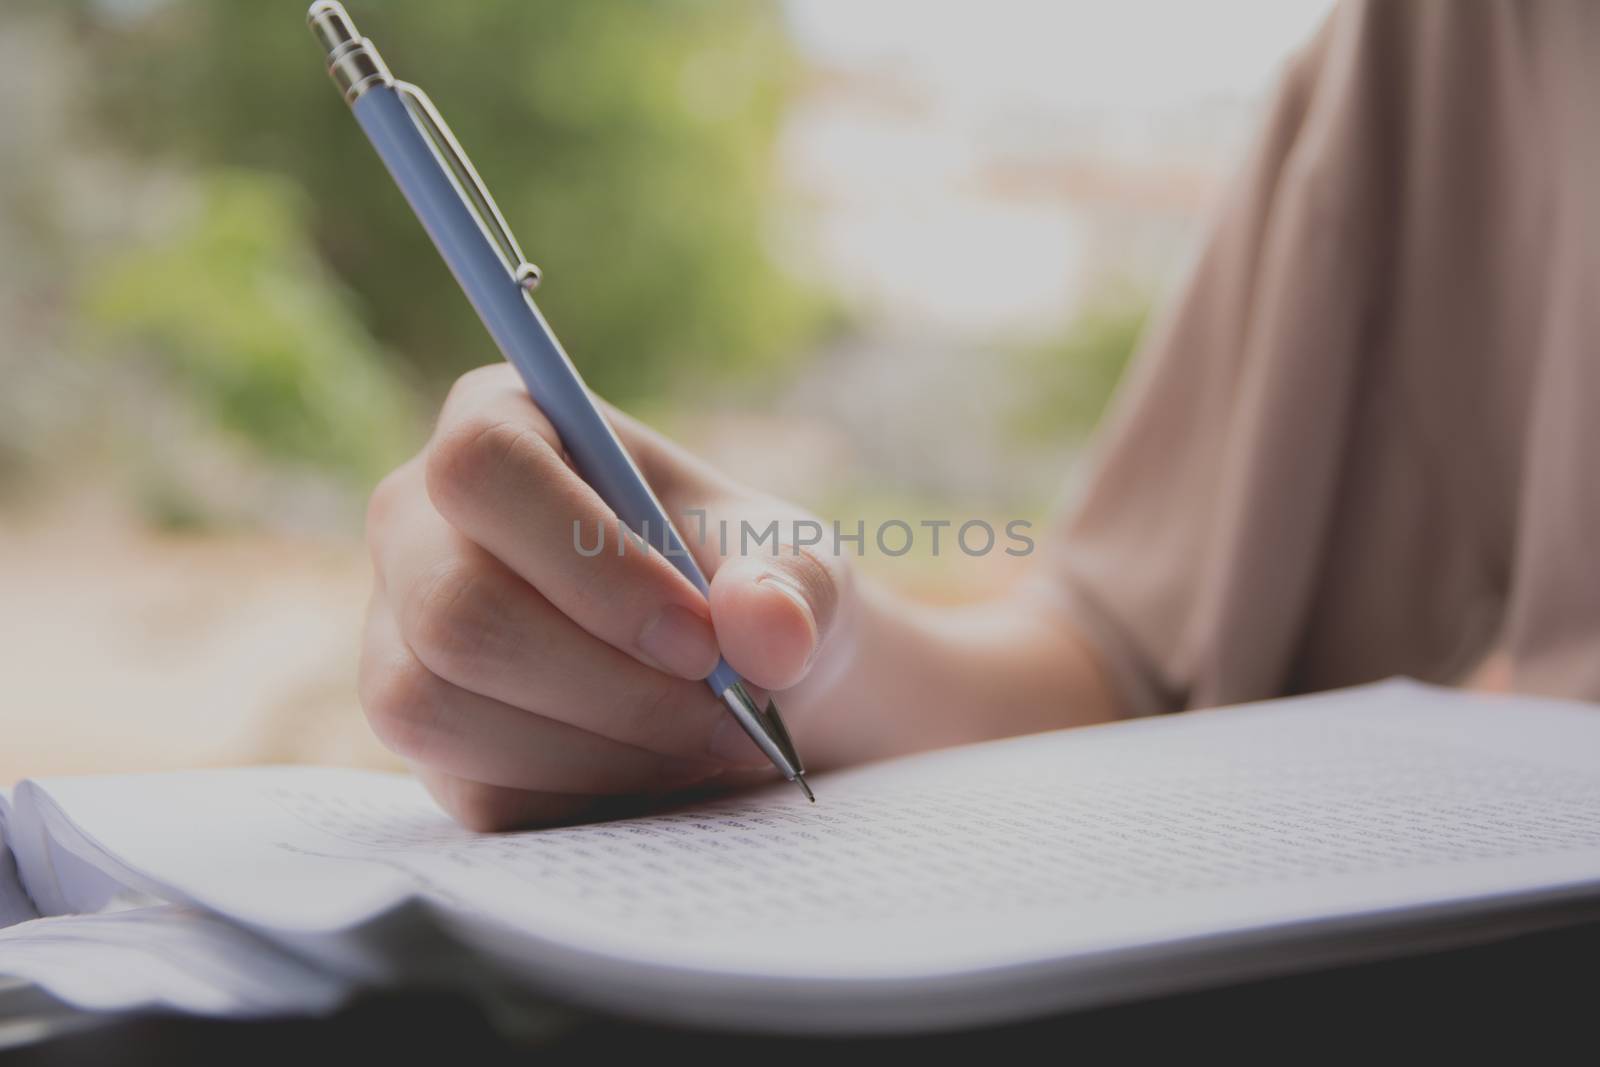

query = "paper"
[
  {"left": 0, "top": 904, "right": 348, "bottom": 1015},
  {"left": 17, "top": 681, "right": 1600, "bottom": 987},
  {"left": 0, "top": 793, "right": 40, "bottom": 929}
]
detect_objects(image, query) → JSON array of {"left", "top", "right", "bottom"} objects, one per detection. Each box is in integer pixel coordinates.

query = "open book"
[{"left": 3, "top": 680, "right": 1600, "bottom": 1032}]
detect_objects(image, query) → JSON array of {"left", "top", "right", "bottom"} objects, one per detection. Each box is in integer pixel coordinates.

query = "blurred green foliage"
[
  {"left": 89, "top": 171, "right": 418, "bottom": 484},
  {"left": 55, "top": 0, "right": 824, "bottom": 455},
  {"left": 1011, "top": 285, "right": 1150, "bottom": 442}
]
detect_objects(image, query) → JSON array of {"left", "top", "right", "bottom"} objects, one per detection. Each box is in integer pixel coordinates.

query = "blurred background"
[{"left": 0, "top": 0, "right": 1330, "bottom": 780}]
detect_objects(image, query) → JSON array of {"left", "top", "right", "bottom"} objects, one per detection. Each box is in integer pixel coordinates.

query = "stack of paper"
[{"left": 2, "top": 680, "right": 1598, "bottom": 1032}]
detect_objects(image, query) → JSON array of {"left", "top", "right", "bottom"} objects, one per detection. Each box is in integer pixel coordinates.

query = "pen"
[{"left": 306, "top": 1, "right": 812, "bottom": 801}]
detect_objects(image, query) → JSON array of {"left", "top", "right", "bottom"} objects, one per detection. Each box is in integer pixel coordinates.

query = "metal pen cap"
[{"left": 308, "top": 1, "right": 393, "bottom": 104}]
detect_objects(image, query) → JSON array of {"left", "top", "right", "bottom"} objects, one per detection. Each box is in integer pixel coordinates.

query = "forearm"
[{"left": 798, "top": 573, "right": 1124, "bottom": 769}]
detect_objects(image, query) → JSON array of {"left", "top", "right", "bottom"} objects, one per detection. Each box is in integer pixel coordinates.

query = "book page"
[
  {"left": 0, "top": 904, "right": 349, "bottom": 1015},
  {"left": 0, "top": 792, "right": 41, "bottom": 928},
  {"left": 14, "top": 681, "right": 1600, "bottom": 983}
]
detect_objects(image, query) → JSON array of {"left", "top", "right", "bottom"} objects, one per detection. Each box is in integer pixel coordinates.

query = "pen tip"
[{"left": 795, "top": 775, "right": 815, "bottom": 803}]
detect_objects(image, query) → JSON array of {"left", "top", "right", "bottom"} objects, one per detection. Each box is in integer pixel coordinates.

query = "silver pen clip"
[
  {"left": 309, "top": 2, "right": 541, "bottom": 291},
  {"left": 396, "top": 82, "right": 543, "bottom": 292}
]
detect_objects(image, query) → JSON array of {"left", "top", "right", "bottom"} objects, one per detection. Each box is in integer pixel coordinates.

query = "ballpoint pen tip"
[{"left": 795, "top": 775, "right": 815, "bottom": 803}]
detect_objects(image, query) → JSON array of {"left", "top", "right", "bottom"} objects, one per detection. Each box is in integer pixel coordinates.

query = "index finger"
[{"left": 423, "top": 366, "right": 723, "bottom": 683}]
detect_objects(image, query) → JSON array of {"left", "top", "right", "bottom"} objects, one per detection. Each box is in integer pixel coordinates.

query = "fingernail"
[
  {"left": 756, "top": 572, "right": 818, "bottom": 652},
  {"left": 708, "top": 715, "right": 771, "bottom": 766},
  {"left": 637, "top": 604, "right": 720, "bottom": 679}
]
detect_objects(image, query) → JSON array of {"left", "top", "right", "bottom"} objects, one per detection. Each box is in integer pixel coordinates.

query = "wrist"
[{"left": 789, "top": 570, "right": 1122, "bottom": 770}]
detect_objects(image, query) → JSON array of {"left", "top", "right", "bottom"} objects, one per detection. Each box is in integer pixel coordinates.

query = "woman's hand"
[{"left": 359, "top": 364, "right": 857, "bottom": 830}]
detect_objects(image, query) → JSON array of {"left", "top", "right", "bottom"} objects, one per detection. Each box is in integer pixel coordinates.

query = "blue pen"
[{"left": 308, "top": 2, "right": 811, "bottom": 800}]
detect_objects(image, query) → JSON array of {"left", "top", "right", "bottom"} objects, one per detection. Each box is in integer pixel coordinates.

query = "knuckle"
[
  {"left": 365, "top": 464, "right": 411, "bottom": 549},
  {"left": 439, "top": 365, "right": 510, "bottom": 419},
  {"left": 453, "top": 363, "right": 508, "bottom": 395},
  {"left": 359, "top": 655, "right": 442, "bottom": 764},
  {"left": 405, "top": 558, "right": 503, "bottom": 681},
  {"left": 426, "top": 413, "right": 548, "bottom": 515},
  {"left": 564, "top": 545, "right": 625, "bottom": 622}
]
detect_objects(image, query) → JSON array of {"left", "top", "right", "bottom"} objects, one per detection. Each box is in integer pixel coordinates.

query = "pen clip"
[{"left": 396, "top": 82, "right": 542, "bottom": 292}]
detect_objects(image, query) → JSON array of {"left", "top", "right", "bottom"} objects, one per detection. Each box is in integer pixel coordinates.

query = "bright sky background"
[
  {"left": 778, "top": 0, "right": 1335, "bottom": 335},
  {"left": 785, "top": 1, "right": 1335, "bottom": 112}
]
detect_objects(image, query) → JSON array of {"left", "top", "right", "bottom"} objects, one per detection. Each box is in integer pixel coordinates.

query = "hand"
[{"left": 360, "top": 364, "right": 857, "bottom": 830}]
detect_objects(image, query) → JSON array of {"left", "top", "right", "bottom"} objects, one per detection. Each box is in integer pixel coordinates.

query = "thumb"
[
  {"left": 708, "top": 547, "right": 843, "bottom": 692},
  {"left": 600, "top": 400, "right": 849, "bottom": 692}
]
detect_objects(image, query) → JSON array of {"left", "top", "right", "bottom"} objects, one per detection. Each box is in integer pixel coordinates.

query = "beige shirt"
[{"left": 1052, "top": 0, "right": 1600, "bottom": 715}]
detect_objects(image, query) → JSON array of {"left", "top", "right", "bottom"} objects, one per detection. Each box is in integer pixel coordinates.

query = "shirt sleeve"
[{"left": 1047, "top": 1, "right": 1396, "bottom": 716}]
